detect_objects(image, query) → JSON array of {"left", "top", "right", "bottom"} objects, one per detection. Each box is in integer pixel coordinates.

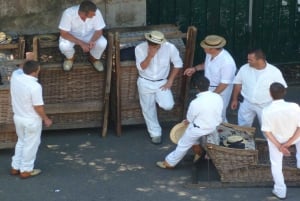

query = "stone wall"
[{"left": 0, "top": 0, "right": 146, "bottom": 35}]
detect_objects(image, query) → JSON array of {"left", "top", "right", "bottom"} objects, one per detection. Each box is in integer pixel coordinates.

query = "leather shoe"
[
  {"left": 20, "top": 169, "right": 42, "bottom": 179},
  {"left": 88, "top": 56, "right": 104, "bottom": 72},
  {"left": 10, "top": 168, "right": 20, "bottom": 175},
  {"left": 63, "top": 58, "right": 74, "bottom": 71},
  {"left": 156, "top": 161, "right": 174, "bottom": 169},
  {"left": 151, "top": 136, "right": 161, "bottom": 144},
  {"left": 272, "top": 189, "right": 286, "bottom": 200}
]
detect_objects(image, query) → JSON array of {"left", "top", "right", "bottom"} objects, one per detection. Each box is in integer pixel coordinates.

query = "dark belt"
[
  {"left": 193, "top": 123, "right": 200, "bottom": 128},
  {"left": 209, "top": 85, "right": 218, "bottom": 87},
  {"left": 139, "top": 76, "right": 164, "bottom": 82}
]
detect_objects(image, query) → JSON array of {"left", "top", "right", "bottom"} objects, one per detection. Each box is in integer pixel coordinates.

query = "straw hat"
[
  {"left": 0, "top": 32, "right": 6, "bottom": 43},
  {"left": 200, "top": 35, "right": 226, "bottom": 49},
  {"left": 169, "top": 122, "right": 188, "bottom": 144},
  {"left": 145, "top": 30, "right": 166, "bottom": 45},
  {"left": 223, "top": 135, "right": 246, "bottom": 149}
]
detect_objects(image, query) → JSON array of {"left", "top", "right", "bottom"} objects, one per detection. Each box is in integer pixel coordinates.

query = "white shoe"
[
  {"left": 272, "top": 189, "right": 286, "bottom": 200},
  {"left": 151, "top": 136, "right": 161, "bottom": 144},
  {"left": 63, "top": 59, "right": 73, "bottom": 71},
  {"left": 92, "top": 60, "right": 104, "bottom": 72}
]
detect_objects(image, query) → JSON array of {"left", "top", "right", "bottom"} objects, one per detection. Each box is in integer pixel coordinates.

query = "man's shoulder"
[{"left": 64, "top": 5, "right": 79, "bottom": 14}]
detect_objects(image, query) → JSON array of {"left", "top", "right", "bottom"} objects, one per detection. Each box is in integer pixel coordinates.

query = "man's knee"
[
  {"left": 95, "top": 37, "right": 107, "bottom": 49},
  {"left": 159, "top": 102, "right": 174, "bottom": 111}
]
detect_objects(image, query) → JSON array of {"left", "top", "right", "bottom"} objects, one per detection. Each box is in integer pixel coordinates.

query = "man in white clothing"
[
  {"left": 184, "top": 35, "right": 236, "bottom": 122},
  {"left": 156, "top": 75, "right": 223, "bottom": 168},
  {"left": 135, "top": 30, "right": 183, "bottom": 144},
  {"left": 231, "top": 49, "right": 287, "bottom": 127},
  {"left": 10, "top": 60, "right": 52, "bottom": 179},
  {"left": 58, "top": 0, "right": 107, "bottom": 71},
  {"left": 261, "top": 82, "right": 300, "bottom": 199}
]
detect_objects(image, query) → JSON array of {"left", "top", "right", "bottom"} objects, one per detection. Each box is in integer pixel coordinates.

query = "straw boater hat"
[
  {"left": 223, "top": 135, "right": 246, "bottom": 149},
  {"left": 145, "top": 30, "right": 166, "bottom": 45},
  {"left": 169, "top": 122, "right": 188, "bottom": 144},
  {"left": 0, "top": 32, "right": 6, "bottom": 43},
  {"left": 200, "top": 35, "right": 226, "bottom": 49}
]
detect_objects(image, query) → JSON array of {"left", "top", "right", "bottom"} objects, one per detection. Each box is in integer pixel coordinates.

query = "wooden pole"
[{"left": 102, "top": 32, "right": 114, "bottom": 137}]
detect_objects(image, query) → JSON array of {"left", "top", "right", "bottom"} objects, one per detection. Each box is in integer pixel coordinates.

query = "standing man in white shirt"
[
  {"left": 156, "top": 75, "right": 223, "bottom": 168},
  {"left": 231, "top": 49, "right": 287, "bottom": 127},
  {"left": 10, "top": 60, "right": 52, "bottom": 179},
  {"left": 58, "top": 0, "right": 107, "bottom": 71},
  {"left": 184, "top": 35, "right": 236, "bottom": 122},
  {"left": 135, "top": 30, "right": 183, "bottom": 144},
  {"left": 261, "top": 82, "right": 300, "bottom": 200}
]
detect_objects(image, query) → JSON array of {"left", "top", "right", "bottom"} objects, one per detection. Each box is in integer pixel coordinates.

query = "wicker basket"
[
  {"left": 205, "top": 123, "right": 300, "bottom": 184},
  {"left": 0, "top": 61, "right": 21, "bottom": 149},
  {"left": 39, "top": 63, "right": 105, "bottom": 130}
]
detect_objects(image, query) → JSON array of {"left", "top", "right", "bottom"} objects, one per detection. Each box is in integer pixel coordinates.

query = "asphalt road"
[{"left": 0, "top": 85, "right": 299, "bottom": 201}]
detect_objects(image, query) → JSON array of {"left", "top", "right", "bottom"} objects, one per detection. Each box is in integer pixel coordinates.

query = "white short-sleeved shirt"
[
  {"left": 135, "top": 41, "right": 183, "bottom": 80},
  {"left": 234, "top": 63, "right": 287, "bottom": 104},
  {"left": 10, "top": 73, "right": 44, "bottom": 119},
  {"left": 204, "top": 49, "right": 236, "bottom": 86},
  {"left": 186, "top": 91, "right": 223, "bottom": 130},
  {"left": 261, "top": 100, "right": 300, "bottom": 142},
  {"left": 58, "top": 5, "right": 106, "bottom": 38}
]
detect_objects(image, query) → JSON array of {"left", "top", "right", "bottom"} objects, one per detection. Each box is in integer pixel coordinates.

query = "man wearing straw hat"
[
  {"left": 156, "top": 75, "right": 223, "bottom": 169},
  {"left": 261, "top": 82, "right": 300, "bottom": 200},
  {"left": 184, "top": 35, "right": 236, "bottom": 122},
  {"left": 135, "top": 30, "right": 183, "bottom": 144}
]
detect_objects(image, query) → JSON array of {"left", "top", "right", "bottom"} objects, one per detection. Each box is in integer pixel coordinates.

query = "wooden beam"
[{"left": 45, "top": 101, "right": 102, "bottom": 114}]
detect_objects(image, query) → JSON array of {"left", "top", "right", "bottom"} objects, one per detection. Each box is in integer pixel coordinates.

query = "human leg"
[
  {"left": 137, "top": 79, "right": 162, "bottom": 138},
  {"left": 294, "top": 138, "right": 300, "bottom": 168},
  {"left": 89, "top": 36, "right": 107, "bottom": 59},
  {"left": 59, "top": 37, "right": 75, "bottom": 71},
  {"left": 267, "top": 139, "right": 286, "bottom": 199},
  {"left": 19, "top": 118, "right": 42, "bottom": 172},
  {"left": 165, "top": 126, "right": 209, "bottom": 167},
  {"left": 89, "top": 36, "right": 107, "bottom": 71},
  {"left": 220, "top": 84, "right": 233, "bottom": 122},
  {"left": 11, "top": 115, "right": 26, "bottom": 171},
  {"left": 156, "top": 85, "right": 174, "bottom": 111},
  {"left": 238, "top": 100, "right": 256, "bottom": 127}
]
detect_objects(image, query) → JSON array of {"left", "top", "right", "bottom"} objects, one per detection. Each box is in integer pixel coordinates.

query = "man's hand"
[
  {"left": 148, "top": 45, "right": 159, "bottom": 58},
  {"left": 279, "top": 145, "right": 291, "bottom": 156},
  {"left": 160, "top": 80, "right": 172, "bottom": 90},
  {"left": 231, "top": 99, "right": 239, "bottom": 110},
  {"left": 44, "top": 118, "right": 53, "bottom": 128},
  {"left": 183, "top": 67, "right": 196, "bottom": 77},
  {"left": 79, "top": 41, "right": 90, "bottom": 52},
  {"left": 89, "top": 41, "right": 96, "bottom": 49}
]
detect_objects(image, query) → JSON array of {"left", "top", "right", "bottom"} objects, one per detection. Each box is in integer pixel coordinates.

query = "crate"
[
  {"left": 109, "top": 25, "right": 197, "bottom": 135},
  {"left": 0, "top": 36, "right": 25, "bottom": 59},
  {"left": 205, "top": 123, "right": 300, "bottom": 184}
]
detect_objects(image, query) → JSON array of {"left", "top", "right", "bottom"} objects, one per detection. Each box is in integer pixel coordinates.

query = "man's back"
[{"left": 262, "top": 100, "right": 300, "bottom": 140}]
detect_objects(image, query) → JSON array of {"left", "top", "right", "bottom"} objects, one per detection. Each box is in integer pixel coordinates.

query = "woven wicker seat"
[{"left": 205, "top": 123, "right": 300, "bottom": 184}]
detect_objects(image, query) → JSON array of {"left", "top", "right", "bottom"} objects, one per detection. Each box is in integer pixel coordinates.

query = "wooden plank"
[
  {"left": 45, "top": 101, "right": 102, "bottom": 114},
  {"left": 101, "top": 32, "right": 114, "bottom": 137},
  {"left": 114, "top": 32, "right": 122, "bottom": 136},
  {"left": 182, "top": 26, "right": 197, "bottom": 117},
  {"left": 43, "top": 121, "right": 101, "bottom": 130},
  {"left": 119, "top": 32, "right": 186, "bottom": 43}
]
